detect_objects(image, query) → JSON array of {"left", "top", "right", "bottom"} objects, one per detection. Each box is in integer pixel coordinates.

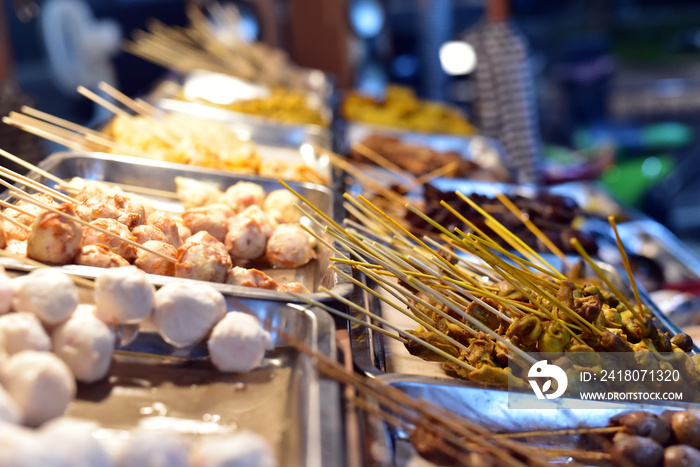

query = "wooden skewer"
[
  {"left": 98, "top": 82, "right": 151, "bottom": 118},
  {"left": 570, "top": 238, "right": 645, "bottom": 325},
  {"left": 608, "top": 215, "right": 644, "bottom": 314},
  {"left": 494, "top": 425, "right": 623, "bottom": 439},
  {"left": 3, "top": 115, "right": 99, "bottom": 153},
  {"left": 0, "top": 147, "right": 65, "bottom": 186},
  {"left": 0, "top": 212, "right": 31, "bottom": 232},
  {"left": 413, "top": 160, "right": 460, "bottom": 185},
  {"left": 351, "top": 143, "right": 413, "bottom": 183},
  {"left": 495, "top": 192, "right": 574, "bottom": 270},
  {"left": 0, "top": 179, "right": 177, "bottom": 264},
  {"left": 20, "top": 106, "right": 106, "bottom": 140},
  {"left": 0, "top": 164, "right": 77, "bottom": 205},
  {"left": 0, "top": 249, "right": 95, "bottom": 288},
  {"left": 0, "top": 199, "right": 36, "bottom": 218}
]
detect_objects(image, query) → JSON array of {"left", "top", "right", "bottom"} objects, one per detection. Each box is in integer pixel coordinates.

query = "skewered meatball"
[
  {"left": 76, "top": 193, "right": 145, "bottom": 229},
  {"left": 178, "top": 224, "right": 192, "bottom": 243},
  {"left": 225, "top": 266, "right": 278, "bottom": 290},
  {"left": 131, "top": 224, "right": 166, "bottom": 244},
  {"left": 3, "top": 202, "right": 44, "bottom": 242},
  {"left": 613, "top": 411, "right": 671, "bottom": 444},
  {"left": 225, "top": 206, "right": 276, "bottom": 260},
  {"left": 5, "top": 240, "right": 26, "bottom": 257},
  {"left": 116, "top": 430, "right": 190, "bottom": 467},
  {"left": 52, "top": 311, "right": 115, "bottom": 383},
  {"left": 94, "top": 266, "right": 155, "bottom": 324},
  {"left": 221, "top": 181, "right": 265, "bottom": 213},
  {"left": 190, "top": 432, "right": 276, "bottom": 467},
  {"left": 0, "top": 312, "right": 51, "bottom": 355},
  {"left": 135, "top": 240, "right": 177, "bottom": 276},
  {"left": 82, "top": 218, "right": 137, "bottom": 262},
  {"left": 265, "top": 224, "right": 315, "bottom": 268},
  {"left": 75, "top": 244, "right": 130, "bottom": 269},
  {"left": 147, "top": 211, "right": 183, "bottom": 248},
  {"left": 67, "top": 177, "right": 120, "bottom": 202},
  {"left": 17, "top": 193, "right": 58, "bottom": 209},
  {"left": 277, "top": 282, "right": 310, "bottom": 294},
  {"left": 0, "top": 267, "right": 13, "bottom": 315},
  {"left": 153, "top": 282, "right": 226, "bottom": 348},
  {"left": 175, "top": 177, "right": 223, "bottom": 210},
  {"left": 12, "top": 269, "right": 78, "bottom": 325},
  {"left": 0, "top": 386, "right": 20, "bottom": 424},
  {"left": 263, "top": 189, "right": 301, "bottom": 224},
  {"left": 664, "top": 445, "right": 700, "bottom": 467},
  {"left": 671, "top": 411, "right": 700, "bottom": 447},
  {"left": 26, "top": 203, "right": 82, "bottom": 265},
  {"left": 208, "top": 312, "right": 273, "bottom": 372},
  {"left": 175, "top": 231, "right": 231, "bottom": 283},
  {"left": 75, "top": 197, "right": 122, "bottom": 224},
  {"left": 610, "top": 433, "right": 663, "bottom": 467},
  {"left": 182, "top": 205, "right": 229, "bottom": 242},
  {"left": 1, "top": 350, "right": 76, "bottom": 426}
]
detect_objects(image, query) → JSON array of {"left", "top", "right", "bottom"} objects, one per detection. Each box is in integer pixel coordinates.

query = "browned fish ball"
[
  {"left": 664, "top": 445, "right": 700, "bottom": 467},
  {"left": 671, "top": 411, "right": 700, "bottom": 448},
  {"left": 613, "top": 411, "right": 671, "bottom": 445},
  {"left": 611, "top": 433, "right": 664, "bottom": 467}
]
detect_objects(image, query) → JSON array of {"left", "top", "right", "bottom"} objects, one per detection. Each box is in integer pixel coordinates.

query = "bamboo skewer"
[
  {"left": 0, "top": 179, "right": 177, "bottom": 264},
  {"left": 0, "top": 212, "right": 31, "bottom": 232},
  {"left": 413, "top": 161, "right": 460, "bottom": 185},
  {"left": 0, "top": 164, "right": 77, "bottom": 205},
  {"left": 608, "top": 215, "right": 644, "bottom": 314},
  {"left": 351, "top": 143, "right": 413, "bottom": 183}
]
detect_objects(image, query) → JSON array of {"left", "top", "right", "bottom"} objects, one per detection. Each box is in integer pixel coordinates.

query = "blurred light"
[
  {"left": 300, "top": 144, "right": 316, "bottom": 165},
  {"left": 239, "top": 7, "right": 259, "bottom": 42},
  {"left": 183, "top": 72, "right": 268, "bottom": 105},
  {"left": 391, "top": 54, "right": 419, "bottom": 79},
  {"left": 439, "top": 41, "right": 477, "bottom": 76},
  {"left": 355, "top": 62, "right": 387, "bottom": 98},
  {"left": 350, "top": 0, "right": 385, "bottom": 39},
  {"left": 642, "top": 156, "right": 662, "bottom": 178}
]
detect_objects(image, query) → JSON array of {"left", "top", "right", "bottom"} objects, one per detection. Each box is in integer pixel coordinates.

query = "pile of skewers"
[
  {"left": 288, "top": 331, "right": 700, "bottom": 467},
  {"left": 125, "top": 3, "right": 322, "bottom": 92},
  {"left": 0, "top": 150, "right": 316, "bottom": 294},
  {"left": 2, "top": 82, "right": 327, "bottom": 183},
  {"left": 281, "top": 147, "right": 697, "bottom": 388}
]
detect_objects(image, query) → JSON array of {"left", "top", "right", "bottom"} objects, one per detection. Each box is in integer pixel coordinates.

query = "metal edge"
[{"left": 7, "top": 151, "right": 353, "bottom": 302}]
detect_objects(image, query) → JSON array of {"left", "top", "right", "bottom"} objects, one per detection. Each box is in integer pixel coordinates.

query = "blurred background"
[{"left": 3, "top": 0, "right": 700, "bottom": 242}]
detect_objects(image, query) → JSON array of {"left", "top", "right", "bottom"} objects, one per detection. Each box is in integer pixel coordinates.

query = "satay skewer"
[
  {"left": 0, "top": 178, "right": 177, "bottom": 264},
  {"left": 0, "top": 164, "right": 77, "bottom": 205},
  {"left": 608, "top": 215, "right": 644, "bottom": 313}
]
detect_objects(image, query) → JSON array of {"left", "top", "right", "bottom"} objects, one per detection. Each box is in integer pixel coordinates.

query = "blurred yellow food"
[
  {"left": 342, "top": 85, "right": 476, "bottom": 135},
  {"left": 189, "top": 88, "right": 328, "bottom": 127},
  {"left": 104, "top": 114, "right": 326, "bottom": 183}
]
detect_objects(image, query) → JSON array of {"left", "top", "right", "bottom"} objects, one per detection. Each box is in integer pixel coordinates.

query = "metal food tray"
[
  {"left": 351, "top": 257, "right": 695, "bottom": 466},
  {"left": 0, "top": 151, "right": 352, "bottom": 302},
  {"left": 365, "top": 376, "right": 679, "bottom": 467},
  {"left": 149, "top": 77, "right": 332, "bottom": 149},
  {"left": 19, "top": 264, "right": 342, "bottom": 467},
  {"left": 350, "top": 255, "right": 696, "bottom": 379}
]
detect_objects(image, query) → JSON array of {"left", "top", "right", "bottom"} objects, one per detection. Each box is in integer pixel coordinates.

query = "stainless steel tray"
[
  {"left": 366, "top": 375, "right": 679, "bottom": 467},
  {"left": 342, "top": 122, "right": 510, "bottom": 182},
  {"left": 149, "top": 77, "right": 332, "bottom": 149},
  {"left": 0, "top": 151, "right": 353, "bottom": 302}
]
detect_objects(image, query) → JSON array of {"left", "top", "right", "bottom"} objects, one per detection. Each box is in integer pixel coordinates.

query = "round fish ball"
[
  {"left": 147, "top": 211, "right": 182, "bottom": 248},
  {"left": 134, "top": 241, "right": 177, "bottom": 276},
  {"left": 1, "top": 350, "right": 76, "bottom": 426},
  {"left": 0, "top": 267, "right": 13, "bottom": 315},
  {"left": 40, "top": 418, "right": 112, "bottom": 467},
  {"left": 82, "top": 218, "right": 137, "bottom": 263},
  {"left": 175, "top": 232, "right": 231, "bottom": 283},
  {"left": 0, "top": 422, "right": 47, "bottom": 465},
  {"left": 208, "top": 312, "right": 273, "bottom": 373},
  {"left": 0, "top": 386, "right": 21, "bottom": 424},
  {"left": 190, "top": 432, "right": 276, "bottom": 467},
  {"left": 153, "top": 282, "right": 226, "bottom": 348},
  {"left": 221, "top": 182, "right": 265, "bottom": 213},
  {"left": 52, "top": 312, "right": 115, "bottom": 383},
  {"left": 277, "top": 282, "right": 310, "bottom": 294},
  {"left": 94, "top": 266, "right": 155, "bottom": 325},
  {"left": 265, "top": 224, "right": 315, "bottom": 268},
  {"left": 116, "top": 430, "right": 190, "bottom": 467},
  {"left": 0, "top": 312, "right": 51, "bottom": 355},
  {"left": 12, "top": 269, "right": 78, "bottom": 325},
  {"left": 182, "top": 206, "right": 228, "bottom": 242},
  {"left": 263, "top": 190, "right": 301, "bottom": 224},
  {"left": 5, "top": 240, "right": 27, "bottom": 257}
]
